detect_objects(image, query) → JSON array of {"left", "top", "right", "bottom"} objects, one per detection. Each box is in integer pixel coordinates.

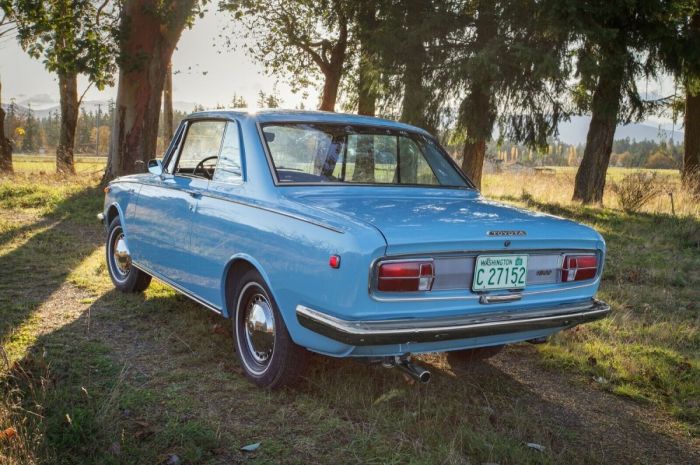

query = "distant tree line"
[
  {"left": 1, "top": 0, "right": 699, "bottom": 203},
  {"left": 451, "top": 138, "right": 683, "bottom": 170},
  {"left": 3, "top": 101, "right": 189, "bottom": 156}
]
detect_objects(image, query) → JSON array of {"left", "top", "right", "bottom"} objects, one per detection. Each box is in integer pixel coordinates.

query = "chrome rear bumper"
[{"left": 296, "top": 299, "right": 610, "bottom": 346}]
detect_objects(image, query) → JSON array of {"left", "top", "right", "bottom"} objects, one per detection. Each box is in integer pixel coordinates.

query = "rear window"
[{"left": 261, "top": 123, "right": 469, "bottom": 187}]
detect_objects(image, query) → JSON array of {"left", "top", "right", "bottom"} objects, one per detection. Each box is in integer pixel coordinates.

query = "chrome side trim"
[
  {"left": 296, "top": 299, "right": 611, "bottom": 346},
  {"left": 199, "top": 191, "right": 345, "bottom": 234},
  {"left": 132, "top": 262, "right": 222, "bottom": 315}
]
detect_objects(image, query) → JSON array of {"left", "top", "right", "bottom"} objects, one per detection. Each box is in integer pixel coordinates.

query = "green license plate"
[{"left": 472, "top": 255, "right": 528, "bottom": 291}]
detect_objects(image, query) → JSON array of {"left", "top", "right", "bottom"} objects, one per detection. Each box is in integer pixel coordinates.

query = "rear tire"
[
  {"left": 232, "top": 269, "right": 308, "bottom": 389},
  {"left": 106, "top": 217, "right": 151, "bottom": 293},
  {"left": 447, "top": 345, "right": 504, "bottom": 366}
]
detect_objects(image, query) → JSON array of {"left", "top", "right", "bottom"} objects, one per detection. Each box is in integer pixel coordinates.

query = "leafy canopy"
[{"left": 2, "top": 0, "right": 118, "bottom": 89}]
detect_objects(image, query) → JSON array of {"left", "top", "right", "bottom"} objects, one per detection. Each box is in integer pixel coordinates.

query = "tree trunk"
[
  {"left": 358, "top": 56, "right": 376, "bottom": 116},
  {"left": 459, "top": 79, "right": 494, "bottom": 189},
  {"left": 103, "top": 0, "right": 197, "bottom": 181},
  {"left": 56, "top": 72, "right": 79, "bottom": 175},
  {"left": 399, "top": 0, "right": 432, "bottom": 130},
  {"left": 399, "top": 38, "right": 428, "bottom": 129},
  {"left": 163, "top": 61, "right": 174, "bottom": 141},
  {"left": 357, "top": 3, "right": 377, "bottom": 116},
  {"left": 317, "top": 6, "right": 348, "bottom": 113},
  {"left": 461, "top": 140, "right": 486, "bottom": 188},
  {"left": 0, "top": 81, "right": 12, "bottom": 174},
  {"left": 684, "top": 88, "right": 700, "bottom": 187},
  {"left": 683, "top": 10, "right": 700, "bottom": 191},
  {"left": 459, "top": 1, "right": 497, "bottom": 190},
  {"left": 319, "top": 68, "right": 342, "bottom": 112},
  {"left": 572, "top": 57, "right": 625, "bottom": 204}
]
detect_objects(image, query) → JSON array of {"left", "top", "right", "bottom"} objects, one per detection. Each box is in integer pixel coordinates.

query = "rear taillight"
[
  {"left": 377, "top": 260, "right": 434, "bottom": 292},
  {"left": 561, "top": 254, "right": 598, "bottom": 282}
]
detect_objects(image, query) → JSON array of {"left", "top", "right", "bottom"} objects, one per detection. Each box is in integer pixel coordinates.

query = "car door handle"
[{"left": 184, "top": 190, "right": 202, "bottom": 199}]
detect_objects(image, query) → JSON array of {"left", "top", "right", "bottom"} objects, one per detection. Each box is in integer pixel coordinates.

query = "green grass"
[
  {"left": 1, "top": 170, "right": 699, "bottom": 464},
  {"left": 495, "top": 193, "right": 700, "bottom": 433},
  {"left": 11, "top": 155, "right": 106, "bottom": 175}
]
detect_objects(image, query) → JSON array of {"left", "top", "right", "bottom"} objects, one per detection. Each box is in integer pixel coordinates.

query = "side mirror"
[{"left": 147, "top": 159, "right": 163, "bottom": 176}]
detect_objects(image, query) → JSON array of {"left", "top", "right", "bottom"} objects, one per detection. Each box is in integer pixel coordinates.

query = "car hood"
[{"left": 282, "top": 186, "right": 604, "bottom": 254}]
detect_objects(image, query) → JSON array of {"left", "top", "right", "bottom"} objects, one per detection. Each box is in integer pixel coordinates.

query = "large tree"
[
  {"left": 0, "top": 12, "right": 14, "bottom": 173},
  {"left": 103, "top": 0, "right": 203, "bottom": 181},
  {"left": 355, "top": 0, "right": 380, "bottom": 116},
  {"left": 0, "top": 81, "right": 12, "bottom": 174},
  {"left": 4, "top": 0, "right": 117, "bottom": 174},
  {"left": 559, "top": 0, "right": 686, "bottom": 204},
  {"left": 222, "top": 0, "right": 350, "bottom": 112},
  {"left": 453, "top": 0, "right": 569, "bottom": 189},
  {"left": 682, "top": 7, "right": 700, "bottom": 187}
]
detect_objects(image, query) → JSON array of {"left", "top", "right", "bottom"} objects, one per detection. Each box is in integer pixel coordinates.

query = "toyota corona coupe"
[{"left": 101, "top": 110, "right": 610, "bottom": 388}]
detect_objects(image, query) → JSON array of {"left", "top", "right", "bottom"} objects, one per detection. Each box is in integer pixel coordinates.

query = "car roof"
[{"left": 185, "top": 109, "right": 432, "bottom": 136}]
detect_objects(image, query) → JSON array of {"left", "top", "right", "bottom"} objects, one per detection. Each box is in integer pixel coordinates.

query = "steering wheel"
[{"left": 194, "top": 156, "right": 218, "bottom": 179}]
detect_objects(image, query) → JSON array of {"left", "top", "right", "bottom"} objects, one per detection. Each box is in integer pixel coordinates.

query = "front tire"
[
  {"left": 106, "top": 217, "right": 151, "bottom": 293},
  {"left": 232, "top": 269, "right": 307, "bottom": 388}
]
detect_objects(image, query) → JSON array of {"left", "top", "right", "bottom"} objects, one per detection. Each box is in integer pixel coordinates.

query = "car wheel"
[
  {"left": 447, "top": 345, "right": 504, "bottom": 366},
  {"left": 232, "top": 269, "right": 308, "bottom": 388},
  {"left": 106, "top": 216, "right": 151, "bottom": 293}
]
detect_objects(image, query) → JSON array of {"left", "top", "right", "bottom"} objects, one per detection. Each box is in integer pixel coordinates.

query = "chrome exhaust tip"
[{"left": 394, "top": 358, "right": 431, "bottom": 384}]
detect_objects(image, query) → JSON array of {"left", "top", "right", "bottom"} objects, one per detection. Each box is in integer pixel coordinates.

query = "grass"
[{"left": 1, "top": 163, "right": 699, "bottom": 464}]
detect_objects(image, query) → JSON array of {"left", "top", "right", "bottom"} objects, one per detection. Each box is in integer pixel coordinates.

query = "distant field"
[
  {"left": 11, "top": 154, "right": 107, "bottom": 174},
  {"left": 483, "top": 166, "right": 695, "bottom": 217}
]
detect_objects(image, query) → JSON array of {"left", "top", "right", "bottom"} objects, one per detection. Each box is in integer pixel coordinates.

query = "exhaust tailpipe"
[{"left": 396, "top": 359, "right": 431, "bottom": 384}]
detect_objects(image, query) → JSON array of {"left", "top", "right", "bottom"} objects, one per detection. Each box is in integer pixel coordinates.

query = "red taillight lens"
[
  {"left": 561, "top": 254, "right": 598, "bottom": 282},
  {"left": 377, "top": 261, "right": 434, "bottom": 292}
]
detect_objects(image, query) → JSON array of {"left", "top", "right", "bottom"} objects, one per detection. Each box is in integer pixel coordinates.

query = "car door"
[
  {"left": 188, "top": 120, "right": 247, "bottom": 309},
  {"left": 129, "top": 119, "right": 227, "bottom": 294}
]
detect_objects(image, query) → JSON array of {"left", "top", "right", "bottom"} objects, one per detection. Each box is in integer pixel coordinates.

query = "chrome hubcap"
[
  {"left": 113, "top": 232, "right": 131, "bottom": 276},
  {"left": 244, "top": 294, "right": 275, "bottom": 364}
]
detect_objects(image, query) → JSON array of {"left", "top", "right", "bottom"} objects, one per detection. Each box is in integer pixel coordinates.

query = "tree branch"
[{"left": 78, "top": 82, "right": 94, "bottom": 106}]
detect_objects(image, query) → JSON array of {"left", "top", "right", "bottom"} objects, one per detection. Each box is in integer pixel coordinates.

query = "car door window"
[
  {"left": 175, "top": 121, "right": 226, "bottom": 179},
  {"left": 212, "top": 122, "right": 243, "bottom": 183}
]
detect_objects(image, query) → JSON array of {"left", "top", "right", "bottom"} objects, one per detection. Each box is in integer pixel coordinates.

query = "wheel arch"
[
  {"left": 106, "top": 203, "right": 123, "bottom": 227},
  {"left": 221, "top": 254, "right": 275, "bottom": 319}
]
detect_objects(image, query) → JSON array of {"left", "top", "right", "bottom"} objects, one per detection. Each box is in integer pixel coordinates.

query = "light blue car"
[{"left": 101, "top": 110, "right": 610, "bottom": 388}]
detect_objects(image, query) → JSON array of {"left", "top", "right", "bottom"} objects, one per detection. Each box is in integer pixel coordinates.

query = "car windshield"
[{"left": 261, "top": 123, "right": 470, "bottom": 187}]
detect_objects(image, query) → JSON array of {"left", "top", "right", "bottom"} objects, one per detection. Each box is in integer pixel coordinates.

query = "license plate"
[{"left": 472, "top": 255, "right": 528, "bottom": 291}]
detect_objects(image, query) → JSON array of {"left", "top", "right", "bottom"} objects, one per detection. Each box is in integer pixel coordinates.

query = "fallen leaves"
[{"left": 0, "top": 426, "right": 17, "bottom": 441}]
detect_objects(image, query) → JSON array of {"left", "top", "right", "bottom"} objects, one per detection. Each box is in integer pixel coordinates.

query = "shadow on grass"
[
  {"left": 0, "top": 185, "right": 103, "bottom": 345},
  {"left": 5, "top": 284, "right": 699, "bottom": 464}
]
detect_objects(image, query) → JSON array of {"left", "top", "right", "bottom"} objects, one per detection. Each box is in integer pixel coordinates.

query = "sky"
[{"left": 0, "top": 6, "right": 319, "bottom": 110}]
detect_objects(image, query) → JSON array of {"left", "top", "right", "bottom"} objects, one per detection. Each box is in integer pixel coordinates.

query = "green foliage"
[
  {"left": 221, "top": 0, "right": 352, "bottom": 98},
  {"left": 554, "top": 0, "right": 694, "bottom": 124},
  {"left": 2, "top": 0, "right": 119, "bottom": 89}
]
